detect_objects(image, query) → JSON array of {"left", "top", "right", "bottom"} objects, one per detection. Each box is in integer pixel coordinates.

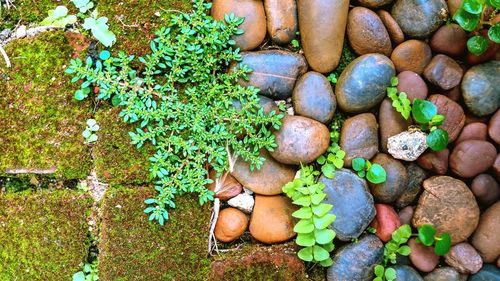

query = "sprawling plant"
[{"left": 66, "top": 0, "right": 284, "bottom": 224}]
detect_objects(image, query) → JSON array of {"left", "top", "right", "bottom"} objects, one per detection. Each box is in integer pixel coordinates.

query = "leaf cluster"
[
  {"left": 352, "top": 157, "right": 386, "bottom": 184},
  {"left": 373, "top": 224, "right": 412, "bottom": 281},
  {"left": 82, "top": 119, "right": 99, "bottom": 143},
  {"left": 386, "top": 77, "right": 411, "bottom": 120},
  {"left": 317, "top": 115, "right": 345, "bottom": 179},
  {"left": 73, "top": 261, "right": 99, "bottom": 281},
  {"left": 66, "top": 0, "right": 284, "bottom": 224},
  {"left": 282, "top": 166, "right": 336, "bottom": 267},
  {"left": 417, "top": 224, "right": 451, "bottom": 256},
  {"left": 453, "top": 0, "right": 500, "bottom": 55},
  {"left": 412, "top": 99, "right": 449, "bottom": 151}
]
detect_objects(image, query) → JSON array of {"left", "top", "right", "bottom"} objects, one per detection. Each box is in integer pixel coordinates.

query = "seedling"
[
  {"left": 82, "top": 119, "right": 99, "bottom": 143},
  {"left": 317, "top": 115, "right": 345, "bottom": 179},
  {"left": 73, "top": 261, "right": 98, "bottom": 281},
  {"left": 412, "top": 99, "right": 449, "bottom": 151},
  {"left": 416, "top": 224, "right": 451, "bottom": 256},
  {"left": 386, "top": 77, "right": 411, "bottom": 120},
  {"left": 374, "top": 224, "right": 412, "bottom": 281},
  {"left": 352, "top": 157, "right": 386, "bottom": 184}
]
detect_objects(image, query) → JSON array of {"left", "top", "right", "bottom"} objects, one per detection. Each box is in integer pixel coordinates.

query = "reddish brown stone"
[
  {"left": 340, "top": 113, "right": 379, "bottom": 167},
  {"left": 494, "top": 154, "right": 500, "bottom": 182},
  {"left": 456, "top": 122, "right": 488, "bottom": 144},
  {"left": 488, "top": 109, "right": 500, "bottom": 145},
  {"left": 471, "top": 174, "right": 500, "bottom": 206},
  {"left": 249, "top": 195, "right": 296, "bottom": 244},
  {"left": 215, "top": 208, "right": 249, "bottom": 243},
  {"left": 379, "top": 98, "right": 412, "bottom": 153},
  {"left": 398, "top": 206, "right": 414, "bottom": 225},
  {"left": 428, "top": 94, "right": 465, "bottom": 143},
  {"left": 430, "top": 24, "right": 467, "bottom": 57},
  {"left": 390, "top": 40, "right": 432, "bottom": 74},
  {"left": 370, "top": 204, "right": 401, "bottom": 242},
  {"left": 264, "top": 0, "right": 298, "bottom": 45},
  {"left": 347, "top": 7, "right": 392, "bottom": 56},
  {"left": 396, "top": 71, "right": 428, "bottom": 101},
  {"left": 450, "top": 140, "right": 497, "bottom": 178},
  {"left": 417, "top": 148, "right": 449, "bottom": 175},
  {"left": 444, "top": 242, "right": 483, "bottom": 274},
  {"left": 447, "top": 0, "right": 462, "bottom": 15},
  {"left": 471, "top": 202, "right": 500, "bottom": 263},
  {"left": 409, "top": 238, "right": 440, "bottom": 272},
  {"left": 424, "top": 55, "right": 464, "bottom": 90},
  {"left": 442, "top": 85, "right": 462, "bottom": 102},
  {"left": 369, "top": 153, "right": 408, "bottom": 203},
  {"left": 207, "top": 170, "right": 243, "bottom": 201},
  {"left": 377, "top": 10, "right": 405, "bottom": 45}
]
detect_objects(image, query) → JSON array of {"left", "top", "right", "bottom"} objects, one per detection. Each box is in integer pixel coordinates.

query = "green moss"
[
  {"left": 93, "top": 107, "right": 153, "bottom": 185},
  {"left": 97, "top": 0, "right": 192, "bottom": 56},
  {"left": 99, "top": 186, "right": 211, "bottom": 280},
  {"left": 0, "top": 0, "right": 59, "bottom": 29},
  {"left": 0, "top": 189, "right": 92, "bottom": 280},
  {"left": 332, "top": 43, "right": 357, "bottom": 78},
  {"left": 0, "top": 31, "right": 93, "bottom": 179}
]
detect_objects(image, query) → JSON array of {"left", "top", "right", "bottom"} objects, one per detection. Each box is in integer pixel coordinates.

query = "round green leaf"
[
  {"left": 312, "top": 203, "right": 333, "bottom": 217},
  {"left": 489, "top": 0, "right": 500, "bottom": 9},
  {"left": 298, "top": 247, "right": 313, "bottom": 262},
  {"left": 294, "top": 219, "right": 315, "bottom": 233},
  {"left": 367, "top": 164, "right": 386, "bottom": 184},
  {"left": 73, "top": 271, "right": 85, "bottom": 281},
  {"left": 319, "top": 257, "right": 333, "bottom": 267},
  {"left": 467, "top": 35, "right": 489, "bottom": 56},
  {"left": 322, "top": 241, "right": 335, "bottom": 252},
  {"left": 385, "top": 267, "right": 397, "bottom": 281},
  {"left": 321, "top": 163, "right": 335, "bottom": 179},
  {"left": 313, "top": 245, "right": 330, "bottom": 261},
  {"left": 453, "top": 8, "right": 481, "bottom": 32},
  {"left": 412, "top": 99, "right": 437, "bottom": 124},
  {"left": 314, "top": 228, "right": 336, "bottom": 244},
  {"left": 352, "top": 157, "right": 366, "bottom": 172},
  {"left": 390, "top": 77, "right": 399, "bottom": 87},
  {"left": 374, "top": 265, "right": 385, "bottom": 277},
  {"left": 75, "top": 90, "right": 87, "bottom": 101},
  {"left": 434, "top": 233, "right": 452, "bottom": 256},
  {"left": 427, "top": 128, "right": 449, "bottom": 151},
  {"left": 418, "top": 224, "right": 436, "bottom": 246},
  {"left": 292, "top": 207, "right": 313, "bottom": 219},
  {"left": 462, "top": 0, "right": 483, "bottom": 14},
  {"left": 397, "top": 245, "right": 411, "bottom": 256},
  {"left": 99, "top": 50, "right": 111, "bottom": 60},
  {"left": 488, "top": 23, "right": 500, "bottom": 43},
  {"left": 313, "top": 213, "right": 336, "bottom": 229},
  {"left": 296, "top": 232, "right": 316, "bottom": 247}
]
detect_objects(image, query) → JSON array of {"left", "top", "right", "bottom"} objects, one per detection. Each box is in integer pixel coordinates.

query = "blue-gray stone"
[
  {"left": 336, "top": 54, "right": 395, "bottom": 113},
  {"left": 327, "top": 235, "right": 384, "bottom": 281},
  {"left": 320, "top": 169, "right": 376, "bottom": 241},
  {"left": 391, "top": 0, "right": 448, "bottom": 38},
  {"left": 461, "top": 61, "right": 500, "bottom": 117},
  {"left": 394, "top": 265, "right": 423, "bottom": 281},
  {"left": 469, "top": 264, "right": 500, "bottom": 281}
]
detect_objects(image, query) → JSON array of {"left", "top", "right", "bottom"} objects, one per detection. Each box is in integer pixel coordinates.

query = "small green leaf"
[
  {"left": 374, "top": 265, "right": 385, "bottom": 277},
  {"left": 352, "top": 157, "right": 366, "bottom": 172},
  {"left": 434, "top": 233, "right": 452, "bottom": 255},
  {"left": 313, "top": 213, "right": 336, "bottom": 229},
  {"left": 366, "top": 164, "right": 386, "bottom": 184},
  {"left": 385, "top": 267, "right": 397, "bottom": 281},
  {"left": 293, "top": 196, "right": 311, "bottom": 207},
  {"left": 312, "top": 203, "right": 333, "bottom": 217},
  {"left": 317, "top": 155, "right": 326, "bottom": 165},
  {"left": 321, "top": 163, "right": 335, "bottom": 179},
  {"left": 490, "top": 0, "right": 500, "bottom": 8},
  {"left": 453, "top": 8, "right": 481, "bottom": 32},
  {"left": 462, "top": 0, "right": 483, "bottom": 14},
  {"left": 313, "top": 245, "right": 330, "bottom": 261},
  {"left": 314, "top": 228, "right": 336, "bottom": 244},
  {"left": 319, "top": 257, "right": 333, "bottom": 267},
  {"left": 73, "top": 271, "right": 85, "bottom": 281},
  {"left": 427, "top": 128, "right": 449, "bottom": 151},
  {"left": 418, "top": 224, "right": 436, "bottom": 247},
  {"left": 296, "top": 232, "right": 316, "bottom": 247},
  {"left": 311, "top": 193, "right": 326, "bottom": 205},
  {"left": 75, "top": 90, "right": 87, "bottom": 100},
  {"left": 467, "top": 35, "right": 489, "bottom": 56},
  {"left": 412, "top": 99, "right": 437, "bottom": 124},
  {"left": 397, "top": 245, "right": 411, "bottom": 256},
  {"left": 488, "top": 23, "right": 500, "bottom": 43},
  {"left": 99, "top": 50, "right": 111, "bottom": 60},
  {"left": 294, "top": 219, "right": 314, "bottom": 233},
  {"left": 322, "top": 241, "right": 335, "bottom": 252},
  {"left": 390, "top": 77, "right": 398, "bottom": 87},
  {"left": 357, "top": 170, "right": 366, "bottom": 178},
  {"left": 292, "top": 207, "right": 313, "bottom": 219},
  {"left": 298, "top": 247, "right": 313, "bottom": 262}
]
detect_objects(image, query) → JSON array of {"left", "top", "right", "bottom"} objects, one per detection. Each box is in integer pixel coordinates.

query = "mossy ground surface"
[
  {"left": 0, "top": 189, "right": 92, "bottom": 281},
  {"left": 0, "top": 31, "right": 93, "bottom": 179},
  {"left": 99, "top": 186, "right": 211, "bottom": 280},
  {"left": 0, "top": 0, "right": 59, "bottom": 29}
]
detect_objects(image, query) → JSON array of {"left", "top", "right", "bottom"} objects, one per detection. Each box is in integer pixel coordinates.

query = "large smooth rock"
[
  {"left": 424, "top": 267, "right": 467, "bottom": 281},
  {"left": 298, "top": 0, "right": 349, "bottom": 73},
  {"left": 231, "top": 50, "right": 307, "bottom": 100},
  {"left": 249, "top": 195, "right": 296, "bottom": 244},
  {"left": 428, "top": 94, "right": 465, "bottom": 143},
  {"left": 430, "top": 24, "right": 467, "bottom": 57},
  {"left": 391, "top": 0, "right": 448, "bottom": 38},
  {"left": 461, "top": 61, "right": 500, "bottom": 116},
  {"left": 215, "top": 207, "right": 249, "bottom": 242},
  {"left": 412, "top": 176, "right": 480, "bottom": 244},
  {"left": 340, "top": 113, "right": 379, "bottom": 167},
  {"left": 369, "top": 153, "right": 408, "bottom": 203},
  {"left": 292, "top": 71, "right": 336, "bottom": 124},
  {"left": 379, "top": 98, "right": 412, "bottom": 153},
  {"left": 377, "top": 10, "right": 405, "bottom": 45},
  {"left": 264, "top": 0, "right": 297, "bottom": 45},
  {"left": 469, "top": 264, "right": 500, "bottom": 281},
  {"left": 326, "top": 235, "right": 383, "bottom": 281},
  {"left": 320, "top": 169, "right": 376, "bottom": 241},
  {"left": 231, "top": 149, "right": 296, "bottom": 195},
  {"left": 393, "top": 265, "right": 423, "bottom": 281},
  {"left": 395, "top": 163, "right": 427, "bottom": 208},
  {"left": 444, "top": 242, "right": 483, "bottom": 274},
  {"left": 471, "top": 202, "right": 500, "bottom": 263},
  {"left": 211, "top": 0, "right": 266, "bottom": 51},
  {"left": 347, "top": 7, "right": 392, "bottom": 56},
  {"left": 336, "top": 54, "right": 395, "bottom": 113},
  {"left": 270, "top": 115, "right": 330, "bottom": 165},
  {"left": 391, "top": 40, "right": 432, "bottom": 74},
  {"left": 424, "top": 54, "right": 464, "bottom": 90},
  {"left": 449, "top": 140, "right": 497, "bottom": 178}
]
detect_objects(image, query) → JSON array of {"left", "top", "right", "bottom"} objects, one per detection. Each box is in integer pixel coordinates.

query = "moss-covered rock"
[
  {"left": 0, "top": 31, "right": 93, "bottom": 179},
  {"left": 97, "top": 0, "right": 192, "bottom": 56},
  {"left": 0, "top": 0, "right": 58, "bottom": 29},
  {"left": 0, "top": 189, "right": 92, "bottom": 280},
  {"left": 93, "top": 107, "right": 152, "bottom": 185},
  {"left": 99, "top": 186, "right": 211, "bottom": 280}
]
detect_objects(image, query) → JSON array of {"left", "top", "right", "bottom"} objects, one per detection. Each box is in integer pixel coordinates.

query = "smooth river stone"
[
  {"left": 424, "top": 54, "right": 464, "bottom": 90},
  {"left": 231, "top": 149, "right": 296, "bottom": 195},
  {"left": 461, "top": 60, "right": 500, "bottom": 117},
  {"left": 298, "top": 0, "right": 349, "bottom": 73},
  {"left": 412, "top": 176, "right": 480, "bottom": 244},
  {"left": 449, "top": 140, "right": 497, "bottom": 178},
  {"left": 264, "top": 0, "right": 298, "bottom": 45},
  {"left": 249, "top": 195, "right": 296, "bottom": 244},
  {"left": 320, "top": 169, "right": 376, "bottom": 241},
  {"left": 391, "top": 40, "right": 432, "bottom": 74},
  {"left": 471, "top": 202, "right": 500, "bottom": 263},
  {"left": 336, "top": 54, "right": 395, "bottom": 113},
  {"left": 358, "top": 0, "right": 393, "bottom": 8},
  {"left": 270, "top": 115, "right": 330, "bottom": 165},
  {"left": 292, "top": 71, "right": 336, "bottom": 124},
  {"left": 326, "top": 235, "right": 383, "bottom": 281},
  {"left": 379, "top": 98, "right": 412, "bottom": 153},
  {"left": 428, "top": 94, "right": 465, "bottom": 143},
  {"left": 377, "top": 10, "right": 405, "bottom": 45},
  {"left": 369, "top": 153, "right": 408, "bottom": 204},
  {"left": 393, "top": 265, "right": 423, "bottom": 281},
  {"left": 231, "top": 50, "right": 307, "bottom": 100},
  {"left": 430, "top": 23, "right": 467, "bottom": 57},
  {"left": 347, "top": 7, "right": 392, "bottom": 56},
  {"left": 391, "top": 0, "right": 448, "bottom": 38},
  {"left": 211, "top": 0, "right": 266, "bottom": 51},
  {"left": 469, "top": 264, "right": 500, "bottom": 281},
  {"left": 340, "top": 113, "right": 379, "bottom": 167},
  {"left": 214, "top": 207, "right": 248, "bottom": 242}
]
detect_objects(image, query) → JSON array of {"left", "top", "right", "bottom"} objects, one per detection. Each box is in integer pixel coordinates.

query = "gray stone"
[
  {"left": 461, "top": 60, "right": 500, "bottom": 116},
  {"left": 327, "top": 235, "right": 384, "bottom": 281},
  {"left": 391, "top": 0, "right": 448, "bottom": 38},
  {"left": 320, "top": 169, "right": 376, "bottom": 241},
  {"left": 227, "top": 190, "right": 254, "bottom": 214},
  {"left": 340, "top": 113, "right": 379, "bottom": 167},
  {"left": 387, "top": 129, "right": 428, "bottom": 161},
  {"left": 444, "top": 242, "right": 483, "bottom": 274},
  {"left": 469, "top": 264, "right": 500, "bottom": 281},
  {"left": 424, "top": 267, "right": 467, "bottom": 281},
  {"left": 393, "top": 265, "right": 423, "bottom": 281},
  {"left": 395, "top": 163, "right": 427, "bottom": 208},
  {"left": 369, "top": 153, "right": 408, "bottom": 203}
]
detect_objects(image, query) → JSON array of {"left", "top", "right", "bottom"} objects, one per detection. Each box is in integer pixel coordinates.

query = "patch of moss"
[
  {"left": 0, "top": 189, "right": 92, "bottom": 280},
  {"left": 0, "top": 0, "right": 58, "bottom": 29},
  {"left": 332, "top": 42, "right": 357, "bottom": 78},
  {"left": 99, "top": 186, "right": 211, "bottom": 280},
  {"left": 93, "top": 107, "right": 152, "bottom": 185},
  {"left": 97, "top": 0, "right": 192, "bottom": 56},
  {"left": 0, "top": 31, "right": 93, "bottom": 179}
]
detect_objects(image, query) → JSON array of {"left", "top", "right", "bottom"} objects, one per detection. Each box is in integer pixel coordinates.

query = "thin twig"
[{"left": 0, "top": 44, "right": 11, "bottom": 68}]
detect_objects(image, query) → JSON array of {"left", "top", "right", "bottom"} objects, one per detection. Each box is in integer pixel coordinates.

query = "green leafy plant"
[
  {"left": 282, "top": 166, "right": 336, "bottom": 267},
  {"left": 326, "top": 73, "right": 338, "bottom": 84},
  {"left": 416, "top": 224, "right": 452, "bottom": 256},
  {"left": 72, "top": 0, "right": 94, "bottom": 13},
  {"left": 374, "top": 265, "right": 397, "bottom": 281},
  {"left": 82, "top": 119, "right": 99, "bottom": 143},
  {"left": 73, "top": 261, "right": 98, "bottom": 281},
  {"left": 411, "top": 99, "right": 449, "bottom": 151},
  {"left": 374, "top": 224, "right": 412, "bottom": 281},
  {"left": 66, "top": 1, "right": 284, "bottom": 224},
  {"left": 453, "top": 0, "right": 500, "bottom": 55},
  {"left": 290, "top": 31, "right": 301, "bottom": 51},
  {"left": 316, "top": 115, "right": 345, "bottom": 179},
  {"left": 352, "top": 157, "right": 386, "bottom": 184},
  {"left": 82, "top": 9, "right": 116, "bottom": 47},
  {"left": 40, "top": 6, "right": 78, "bottom": 27},
  {"left": 386, "top": 77, "right": 411, "bottom": 120}
]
